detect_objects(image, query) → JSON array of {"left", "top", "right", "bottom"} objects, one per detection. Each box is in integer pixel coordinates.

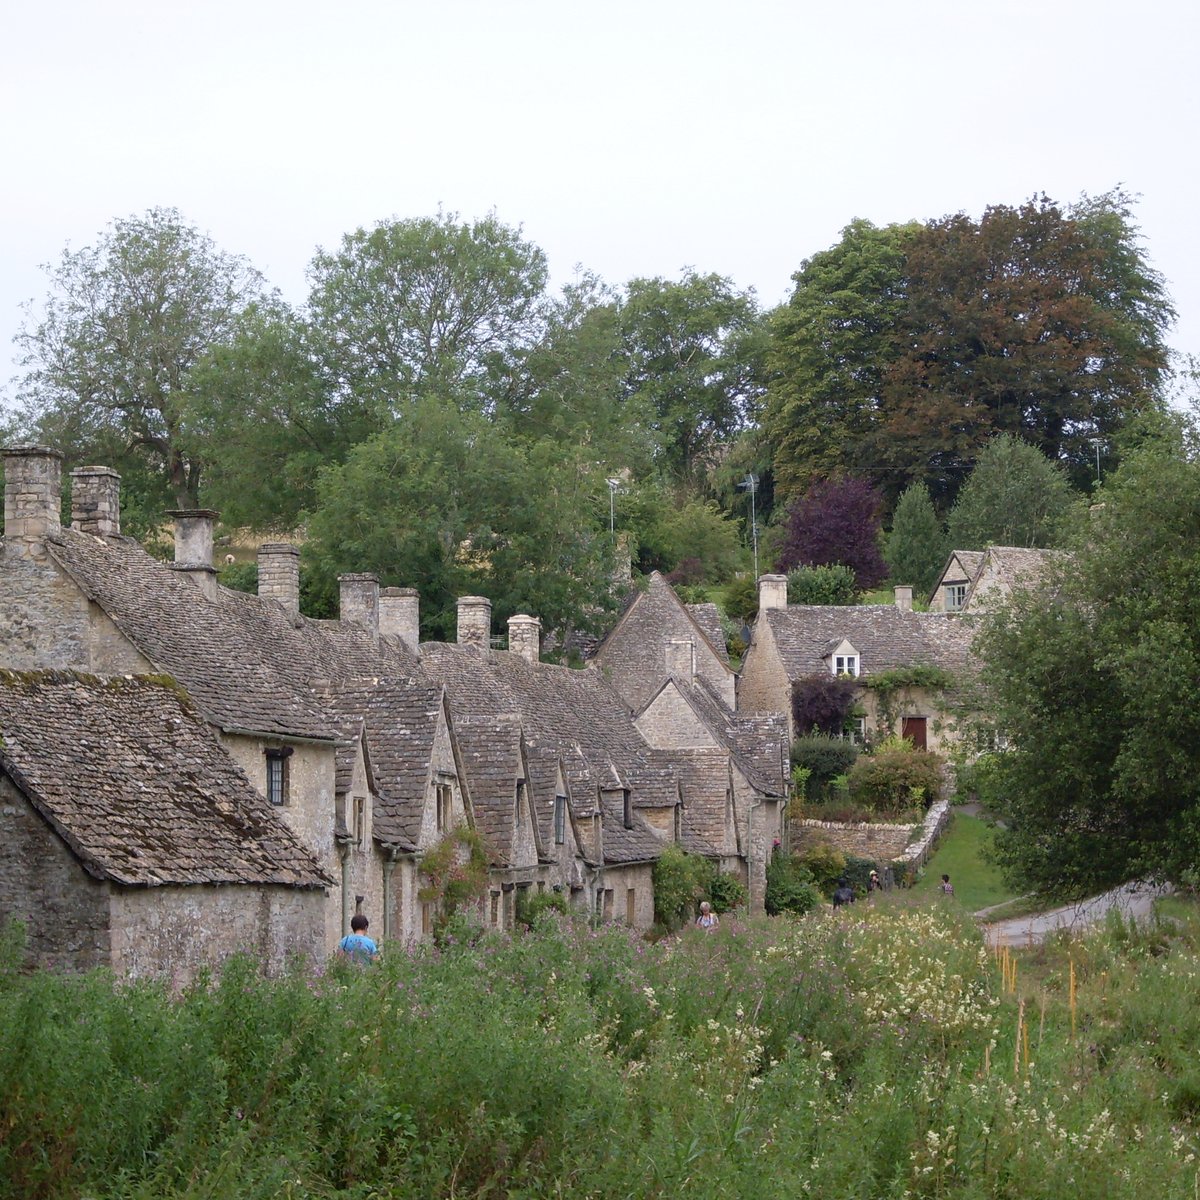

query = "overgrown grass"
[
  {"left": 3, "top": 904, "right": 1200, "bottom": 1198},
  {"left": 912, "top": 810, "right": 1018, "bottom": 912}
]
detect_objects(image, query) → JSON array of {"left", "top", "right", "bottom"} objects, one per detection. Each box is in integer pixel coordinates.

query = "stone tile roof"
[
  {"left": 763, "top": 605, "right": 978, "bottom": 681},
  {"left": 685, "top": 603, "right": 730, "bottom": 665},
  {"left": 454, "top": 717, "right": 526, "bottom": 867},
  {"left": 323, "top": 678, "right": 446, "bottom": 851},
  {"left": 597, "top": 790, "right": 668, "bottom": 864},
  {"left": 963, "top": 546, "right": 1063, "bottom": 610},
  {"left": 679, "top": 677, "right": 788, "bottom": 796},
  {"left": 642, "top": 747, "right": 730, "bottom": 857},
  {"left": 45, "top": 529, "right": 421, "bottom": 742},
  {"left": 0, "top": 670, "right": 330, "bottom": 889},
  {"left": 943, "top": 550, "right": 986, "bottom": 582}
]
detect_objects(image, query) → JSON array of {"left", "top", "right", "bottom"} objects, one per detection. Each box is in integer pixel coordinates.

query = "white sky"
[{"left": 2, "top": 0, "right": 1197, "bottom": 410}]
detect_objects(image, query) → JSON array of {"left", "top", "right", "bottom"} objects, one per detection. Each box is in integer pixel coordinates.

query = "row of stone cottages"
[{"left": 0, "top": 445, "right": 1050, "bottom": 981}]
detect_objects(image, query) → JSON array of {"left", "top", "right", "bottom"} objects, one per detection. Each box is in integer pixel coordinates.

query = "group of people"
[{"left": 832, "top": 870, "right": 953, "bottom": 907}]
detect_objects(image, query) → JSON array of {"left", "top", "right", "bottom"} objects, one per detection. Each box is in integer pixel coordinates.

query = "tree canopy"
[
  {"left": 884, "top": 482, "right": 947, "bottom": 596},
  {"left": 776, "top": 475, "right": 887, "bottom": 590},
  {"left": 766, "top": 192, "right": 1174, "bottom": 510},
  {"left": 16, "top": 207, "right": 270, "bottom": 513},
  {"left": 976, "top": 418, "right": 1200, "bottom": 894}
]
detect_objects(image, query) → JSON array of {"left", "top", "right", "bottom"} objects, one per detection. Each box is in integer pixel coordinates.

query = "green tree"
[
  {"left": 303, "top": 397, "right": 615, "bottom": 640},
  {"left": 16, "top": 208, "right": 270, "bottom": 510},
  {"left": 766, "top": 194, "right": 1173, "bottom": 510},
  {"left": 885, "top": 481, "right": 948, "bottom": 595},
  {"left": 305, "top": 212, "right": 548, "bottom": 414},
  {"left": 946, "top": 435, "right": 1079, "bottom": 549},
  {"left": 976, "top": 419, "right": 1200, "bottom": 894},
  {"left": 619, "top": 270, "right": 765, "bottom": 479}
]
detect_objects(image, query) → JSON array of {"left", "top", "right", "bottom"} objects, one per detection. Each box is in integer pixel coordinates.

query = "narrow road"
[{"left": 980, "top": 881, "right": 1169, "bottom": 948}]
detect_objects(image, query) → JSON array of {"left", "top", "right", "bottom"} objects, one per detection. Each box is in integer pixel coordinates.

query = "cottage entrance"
[{"left": 901, "top": 717, "right": 928, "bottom": 750}]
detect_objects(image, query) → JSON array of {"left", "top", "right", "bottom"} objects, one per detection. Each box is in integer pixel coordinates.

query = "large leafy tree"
[
  {"left": 305, "top": 212, "right": 549, "bottom": 414},
  {"left": 884, "top": 481, "right": 947, "bottom": 595},
  {"left": 946, "top": 434, "right": 1079, "bottom": 550},
  {"left": 977, "top": 418, "right": 1200, "bottom": 894},
  {"left": 776, "top": 475, "right": 887, "bottom": 590},
  {"left": 619, "top": 270, "right": 765, "bottom": 479},
  {"left": 767, "top": 192, "right": 1174, "bottom": 510},
  {"left": 15, "top": 208, "right": 270, "bottom": 512},
  {"left": 303, "top": 397, "right": 616, "bottom": 640}
]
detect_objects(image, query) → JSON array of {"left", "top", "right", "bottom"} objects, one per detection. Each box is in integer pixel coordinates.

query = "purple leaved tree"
[{"left": 777, "top": 476, "right": 887, "bottom": 590}]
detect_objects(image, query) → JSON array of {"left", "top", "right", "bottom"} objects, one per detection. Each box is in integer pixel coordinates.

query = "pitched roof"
[
  {"left": 323, "top": 677, "right": 447, "bottom": 851},
  {"left": 963, "top": 546, "right": 1063, "bottom": 610},
  {"left": 44, "top": 528, "right": 420, "bottom": 742},
  {"left": 762, "top": 605, "right": 977, "bottom": 681},
  {"left": 0, "top": 670, "right": 330, "bottom": 889},
  {"left": 684, "top": 602, "right": 731, "bottom": 665},
  {"left": 454, "top": 716, "right": 526, "bottom": 866}
]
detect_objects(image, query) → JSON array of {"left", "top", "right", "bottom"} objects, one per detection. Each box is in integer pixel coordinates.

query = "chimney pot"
[
  {"left": 258, "top": 543, "right": 300, "bottom": 616},
  {"left": 507, "top": 613, "right": 541, "bottom": 664},
  {"left": 456, "top": 595, "right": 492, "bottom": 650},
  {"left": 894, "top": 585, "right": 914, "bottom": 612},
  {"left": 757, "top": 573, "right": 788, "bottom": 612},
  {"left": 379, "top": 586, "right": 420, "bottom": 651},
  {"left": 338, "top": 573, "right": 380, "bottom": 636},
  {"left": 70, "top": 466, "right": 121, "bottom": 537},
  {"left": 3, "top": 445, "right": 63, "bottom": 545}
]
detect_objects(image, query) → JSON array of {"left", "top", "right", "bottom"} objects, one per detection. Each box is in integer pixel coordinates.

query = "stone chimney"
[
  {"left": 258, "top": 543, "right": 300, "bottom": 617},
  {"left": 894, "top": 585, "right": 913, "bottom": 612},
  {"left": 456, "top": 595, "right": 492, "bottom": 650},
  {"left": 758, "top": 573, "right": 788, "bottom": 612},
  {"left": 664, "top": 638, "right": 696, "bottom": 682},
  {"left": 3, "top": 445, "right": 62, "bottom": 548},
  {"left": 507, "top": 613, "right": 541, "bottom": 664},
  {"left": 338, "top": 573, "right": 379, "bottom": 636},
  {"left": 379, "top": 587, "right": 420, "bottom": 651},
  {"left": 70, "top": 466, "right": 120, "bottom": 538},
  {"left": 167, "top": 509, "right": 219, "bottom": 600}
]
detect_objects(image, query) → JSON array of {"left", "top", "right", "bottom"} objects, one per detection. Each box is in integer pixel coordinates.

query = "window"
[
  {"left": 554, "top": 794, "right": 566, "bottom": 845},
  {"left": 626, "top": 888, "right": 636, "bottom": 925},
  {"left": 353, "top": 795, "right": 366, "bottom": 847},
  {"left": 841, "top": 716, "right": 867, "bottom": 745},
  {"left": 435, "top": 782, "right": 452, "bottom": 832},
  {"left": 622, "top": 789, "right": 632, "bottom": 830},
  {"left": 945, "top": 583, "right": 968, "bottom": 611},
  {"left": 265, "top": 747, "right": 292, "bottom": 806},
  {"left": 833, "top": 654, "right": 859, "bottom": 677},
  {"left": 490, "top": 892, "right": 501, "bottom": 926}
]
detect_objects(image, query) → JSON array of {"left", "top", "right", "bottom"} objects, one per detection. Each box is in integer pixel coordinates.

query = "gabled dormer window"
[
  {"left": 554, "top": 794, "right": 567, "bottom": 845},
  {"left": 828, "top": 638, "right": 860, "bottom": 678},
  {"left": 945, "top": 582, "right": 968, "bottom": 611},
  {"left": 435, "top": 781, "right": 453, "bottom": 832},
  {"left": 833, "top": 653, "right": 859, "bottom": 677},
  {"left": 623, "top": 789, "right": 632, "bottom": 830}
]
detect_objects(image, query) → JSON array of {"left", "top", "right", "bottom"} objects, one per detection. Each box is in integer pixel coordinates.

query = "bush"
[
  {"left": 791, "top": 735, "right": 860, "bottom": 796},
  {"left": 847, "top": 744, "right": 944, "bottom": 815},
  {"left": 787, "top": 564, "right": 857, "bottom": 606},
  {"left": 516, "top": 889, "right": 569, "bottom": 929},
  {"left": 791, "top": 676, "right": 860, "bottom": 738},
  {"left": 706, "top": 870, "right": 747, "bottom": 914},
  {"left": 796, "top": 842, "right": 847, "bottom": 894},
  {"left": 722, "top": 574, "right": 758, "bottom": 624},
  {"left": 764, "top": 852, "right": 823, "bottom": 916},
  {"left": 652, "top": 844, "right": 713, "bottom": 930}
]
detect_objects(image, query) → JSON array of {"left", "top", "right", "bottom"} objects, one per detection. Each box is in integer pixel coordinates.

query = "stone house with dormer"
[{"left": 739, "top": 574, "right": 976, "bottom": 752}]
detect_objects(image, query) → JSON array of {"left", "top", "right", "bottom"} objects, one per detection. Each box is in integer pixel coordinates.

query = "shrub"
[
  {"left": 791, "top": 735, "right": 860, "bottom": 795},
  {"left": 516, "top": 889, "right": 569, "bottom": 929},
  {"left": 652, "top": 844, "right": 712, "bottom": 930},
  {"left": 722, "top": 573, "right": 758, "bottom": 623},
  {"left": 764, "top": 852, "right": 823, "bottom": 915},
  {"left": 791, "top": 675, "right": 860, "bottom": 737},
  {"left": 847, "top": 744, "right": 944, "bottom": 815},
  {"left": 796, "top": 841, "right": 847, "bottom": 894},
  {"left": 786, "top": 563, "right": 857, "bottom": 606},
  {"left": 706, "top": 870, "right": 747, "bottom": 914}
]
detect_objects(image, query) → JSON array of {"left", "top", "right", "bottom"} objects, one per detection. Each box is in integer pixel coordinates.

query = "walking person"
[
  {"left": 939, "top": 873, "right": 954, "bottom": 897},
  {"left": 696, "top": 900, "right": 719, "bottom": 930},
  {"left": 337, "top": 913, "right": 379, "bottom": 964}
]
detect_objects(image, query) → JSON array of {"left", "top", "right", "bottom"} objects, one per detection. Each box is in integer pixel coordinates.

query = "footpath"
[{"left": 978, "top": 881, "right": 1170, "bottom": 948}]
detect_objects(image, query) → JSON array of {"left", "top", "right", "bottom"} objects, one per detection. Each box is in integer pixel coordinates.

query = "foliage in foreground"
[{"left": 4, "top": 904, "right": 1200, "bottom": 1199}]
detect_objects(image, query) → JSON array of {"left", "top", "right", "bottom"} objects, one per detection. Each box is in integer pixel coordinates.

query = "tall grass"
[{"left": 1, "top": 903, "right": 1199, "bottom": 1198}]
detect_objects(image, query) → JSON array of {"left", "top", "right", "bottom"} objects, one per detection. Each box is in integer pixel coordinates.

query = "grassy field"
[{"left": 909, "top": 809, "right": 1019, "bottom": 912}]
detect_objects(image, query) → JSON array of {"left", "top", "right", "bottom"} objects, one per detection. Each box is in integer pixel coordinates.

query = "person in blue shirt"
[{"left": 337, "top": 914, "right": 379, "bottom": 964}]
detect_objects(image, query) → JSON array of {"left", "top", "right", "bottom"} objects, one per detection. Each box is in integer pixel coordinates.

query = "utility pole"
[
  {"left": 606, "top": 478, "right": 621, "bottom": 540},
  {"left": 739, "top": 473, "right": 759, "bottom": 579}
]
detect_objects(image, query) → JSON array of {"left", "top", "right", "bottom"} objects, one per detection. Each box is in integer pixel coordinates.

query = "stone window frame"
[
  {"left": 945, "top": 582, "right": 968, "bottom": 611},
  {"left": 554, "top": 794, "right": 567, "bottom": 845},
  {"left": 265, "top": 746, "right": 293, "bottom": 806}
]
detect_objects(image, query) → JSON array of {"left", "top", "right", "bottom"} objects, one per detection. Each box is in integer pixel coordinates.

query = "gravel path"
[{"left": 980, "top": 881, "right": 1170, "bottom": 948}]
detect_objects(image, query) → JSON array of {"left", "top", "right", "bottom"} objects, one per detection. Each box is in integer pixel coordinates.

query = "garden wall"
[{"left": 790, "top": 797, "right": 952, "bottom": 870}]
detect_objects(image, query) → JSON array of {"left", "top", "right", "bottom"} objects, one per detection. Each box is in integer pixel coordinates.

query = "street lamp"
[
  {"left": 1088, "top": 438, "right": 1102, "bottom": 489},
  {"left": 606, "top": 478, "right": 621, "bottom": 539},
  {"left": 738, "top": 473, "right": 759, "bottom": 579}
]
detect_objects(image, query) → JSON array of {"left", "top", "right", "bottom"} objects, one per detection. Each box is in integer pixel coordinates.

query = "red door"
[{"left": 901, "top": 717, "right": 927, "bottom": 750}]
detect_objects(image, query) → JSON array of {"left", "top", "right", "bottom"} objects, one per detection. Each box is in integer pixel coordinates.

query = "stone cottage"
[{"left": 0, "top": 669, "right": 329, "bottom": 981}]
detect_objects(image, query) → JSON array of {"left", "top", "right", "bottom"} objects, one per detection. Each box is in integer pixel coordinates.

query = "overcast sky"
[{"left": 2, "top": 0, "right": 1196, "bottom": 411}]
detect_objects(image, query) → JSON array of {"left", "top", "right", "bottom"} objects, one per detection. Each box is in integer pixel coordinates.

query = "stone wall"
[
  {"left": 0, "top": 776, "right": 111, "bottom": 971},
  {"left": 0, "top": 548, "right": 93, "bottom": 669},
  {"left": 791, "top": 797, "right": 952, "bottom": 871},
  {"left": 635, "top": 684, "right": 718, "bottom": 749},
  {"left": 595, "top": 862, "right": 656, "bottom": 928},
  {"left": 109, "top": 883, "right": 327, "bottom": 984}
]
